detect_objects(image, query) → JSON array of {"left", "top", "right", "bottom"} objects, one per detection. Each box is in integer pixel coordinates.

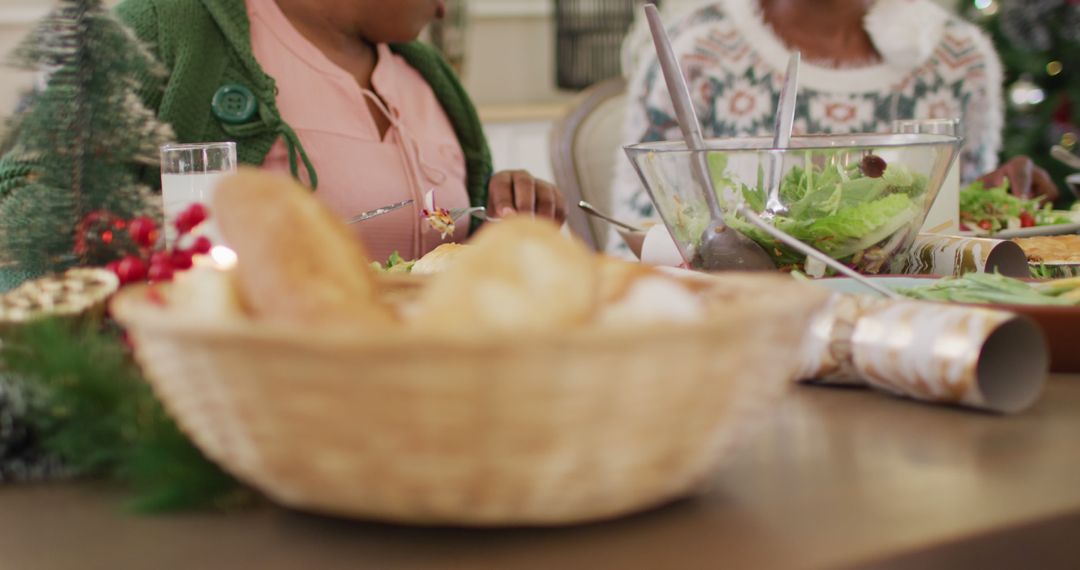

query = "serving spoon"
[
  {"left": 644, "top": 4, "right": 898, "bottom": 298},
  {"left": 644, "top": 5, "right": 775, "bottom": 272},
  {"left": 763, "top": 52, "right": 800, "bottom": 217}
]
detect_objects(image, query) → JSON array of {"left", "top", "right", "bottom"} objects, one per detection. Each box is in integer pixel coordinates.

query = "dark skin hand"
[
  {"left": 273, "top": 0, "right": 568, "bottom": 224},
  {"left": 977, "top": 156, "right": 1060, "bottom": 202},
  {"left": 487, "top": 170, "right": 567, "bottom": 223}
]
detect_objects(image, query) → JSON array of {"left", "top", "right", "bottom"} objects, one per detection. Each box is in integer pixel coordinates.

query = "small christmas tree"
[{"left": 0, "top": 0, "right": 173, "bottom": 289}]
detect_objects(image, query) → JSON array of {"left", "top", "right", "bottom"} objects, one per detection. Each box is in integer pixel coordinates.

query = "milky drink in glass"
[{"left": 159, "top": 142, "right": 236, "bottom": 245}]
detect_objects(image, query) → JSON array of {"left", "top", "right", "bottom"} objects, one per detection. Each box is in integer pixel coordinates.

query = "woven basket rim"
[{"left": 110, "top": 283, "right": 793, "bottom": 351}]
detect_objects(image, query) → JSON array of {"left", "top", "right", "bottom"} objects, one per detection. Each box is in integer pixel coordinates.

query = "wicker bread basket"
[{"left": 111, "top": 276, "right": 823, "bottom": 526}]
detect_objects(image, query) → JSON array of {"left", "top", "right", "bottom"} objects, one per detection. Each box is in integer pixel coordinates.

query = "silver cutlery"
[
  {"left": 578, "top": 201, "right": 644, "bottom": 232},
  {"left": 1051, "top": 145, "right": 1080, "bottom": 171},
  {"left": 645, "top": 4, "right": 776, "bottom": 272},
  {"left": 346, "top": 199, "right": 413, "bottom": 225},
  {"left": 645, "top": 5, "right": 896, "bottom": 298},
  {"left": 446, "top": 206, "right": 486, "bottom": 222},
  {"left": 763, "top": 52, "right": 800, "bottom": 217}
]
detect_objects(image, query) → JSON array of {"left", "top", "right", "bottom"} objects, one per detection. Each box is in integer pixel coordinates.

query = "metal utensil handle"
[
  {"left": 644, "top": 4, "right": 726, "bottom": 223},
  {"left": 737, "top": 205, "right": 901, "bottom": 298},
  {"left": 765, "top": 52, "right": 800, "bottom": 213},
  {"left": 578, "top": 201, "right": 644, "bottom": 232},
  {"left": 1051, "top": 145, "right": 1080, "bottom": 170},
  {"left": 346, "top": 199, "right": 413, "bottom": 225}
]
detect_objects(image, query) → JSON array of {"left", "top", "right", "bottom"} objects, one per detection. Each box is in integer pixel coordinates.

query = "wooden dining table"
[{"left": 2, "top": 375, "right": 1078, "bottom": 570}]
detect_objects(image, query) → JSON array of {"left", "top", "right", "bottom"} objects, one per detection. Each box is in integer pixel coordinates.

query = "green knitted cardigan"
[{"left": 0, "top": 0, "right": 493, "bottom": 290}]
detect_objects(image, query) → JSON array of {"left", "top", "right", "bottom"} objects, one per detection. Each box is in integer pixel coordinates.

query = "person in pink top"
[
  {"left": 247, "top": 0, "right": 558, "bottom": 263},
  {"left": 109, "top": 0, "right": 567, "bottom": 263}
]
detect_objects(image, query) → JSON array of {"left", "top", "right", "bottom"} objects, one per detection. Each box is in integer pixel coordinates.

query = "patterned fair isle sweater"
[{"left": 609, "top": 0, "right": 1003, "bottom": 255}]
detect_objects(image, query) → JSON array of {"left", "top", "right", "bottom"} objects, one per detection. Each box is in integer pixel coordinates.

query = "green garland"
[{"left": 1, "top": 318, "right": 249, "bottom": 511}]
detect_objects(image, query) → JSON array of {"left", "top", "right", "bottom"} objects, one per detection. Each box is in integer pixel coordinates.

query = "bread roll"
[
  {"left": 415, "top": 217, "right": 596, "bottom": 332},
  {"left": 167, "top": 267, "right": 247, "bottom": 319},
  {"left": 411, "top": 243, "right": 468, "bottom": 275},
  {"left": 211, "top": 168, "right": 394, "bottom": 328},
  {"left": 593, "top": 258, "right": 705, "bottom": 325}
]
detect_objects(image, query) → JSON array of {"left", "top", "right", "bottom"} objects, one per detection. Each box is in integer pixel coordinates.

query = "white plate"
[{"left": 990, "top": 222, "right": 1080, "bottom": 239}]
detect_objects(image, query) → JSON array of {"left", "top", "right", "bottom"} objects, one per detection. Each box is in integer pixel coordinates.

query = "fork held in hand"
[{"left": 447, "top": 206, "right": 497, "bottom": 223}]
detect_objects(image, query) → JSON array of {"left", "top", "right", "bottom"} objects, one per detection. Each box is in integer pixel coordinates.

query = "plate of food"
[
  {"left": 1010, "top": 235, "right": 1080, "bottom": 278},
  {"left": 814, "top": 272, "right": 1080, "bottom": 372},
  {"left": 958, "top": 180, "right": 1080, "bottom": 238}
]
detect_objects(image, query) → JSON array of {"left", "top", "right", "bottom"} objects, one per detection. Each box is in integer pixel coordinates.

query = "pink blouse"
[{"left": 246, "top": 0, "right": 471, "bottom": 263}]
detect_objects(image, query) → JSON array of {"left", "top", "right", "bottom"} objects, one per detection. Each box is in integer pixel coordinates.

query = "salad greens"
[
  {"left": 899, "top": 272, "right": 1080, "bottom": 306},
  {"left": 959, "top": 180, "right": 1073, "bottom": 234},
  {"left": 708, "top": 151, "right": 929, "bottom": 273},
  {"left": 370, "top": 251, "right": 415, "bottom": 273}
]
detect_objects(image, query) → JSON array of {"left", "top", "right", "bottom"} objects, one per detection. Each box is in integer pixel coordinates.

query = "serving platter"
[
  {"left": 988, "top": 221, "right": 1080, "bottom": 239},
  {"left": 956, "top": 221, "right": 1080, "bottom": 239}
]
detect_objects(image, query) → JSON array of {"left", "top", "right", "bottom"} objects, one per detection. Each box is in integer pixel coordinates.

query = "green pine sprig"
[{"left": 1, "top": 318, "right": 249, "bottom": 512}]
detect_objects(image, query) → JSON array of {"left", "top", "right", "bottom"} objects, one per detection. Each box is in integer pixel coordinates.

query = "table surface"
[{"left": 3, "top": 377, "right": 1080, "bottom": 570}]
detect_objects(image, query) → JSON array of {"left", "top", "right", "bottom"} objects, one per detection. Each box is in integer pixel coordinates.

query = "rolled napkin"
[
  {"left": 798, "top": 294, "right": 1049, "bottom": 413},
  {"left": 897, "top": 233, "right": 1029, "bottom": 277}
]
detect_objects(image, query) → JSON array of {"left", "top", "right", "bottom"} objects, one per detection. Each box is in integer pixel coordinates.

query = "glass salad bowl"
[{"left": 624, "top": 133, "right": 961, "bottom": 275}]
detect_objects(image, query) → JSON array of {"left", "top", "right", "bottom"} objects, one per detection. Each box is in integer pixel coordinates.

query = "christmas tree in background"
[
  {"left": 0, "top": 0, "right": 173, "bottom": 288},
  {"left": 961, "top": 0, "right": 1080, "bottom": 202}
]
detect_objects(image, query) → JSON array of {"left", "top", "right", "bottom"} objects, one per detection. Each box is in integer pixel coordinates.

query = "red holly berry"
[
  {"left": 128, "top": 216, "right": 159, "bottom": 248},
  {"left": 190, "top": 235, "right": 213, "bottom": 254},
  {"left": 114, "top": 256, "right": 147, "bottom": 285},
  {"left": 175, "top": 203, "right": 208, "bottom": 235},
  {"left": 148, "top": 263, "right": 174, "bottom": 282},
  {"left": 171, "top": 249, "right": 194, "bottom": 270}
]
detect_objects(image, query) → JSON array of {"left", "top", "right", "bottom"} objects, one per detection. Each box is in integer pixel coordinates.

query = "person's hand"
[
  {"left": 977, "top": 156, "right": 1059, "bottom": 203},
  {"left": 487, "top": 170, "right": 567, "bottom": 223}
]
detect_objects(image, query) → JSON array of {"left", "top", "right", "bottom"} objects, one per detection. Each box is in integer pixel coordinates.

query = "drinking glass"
[
  {"left": 893, "top": 119, "right": 962, "bottom": 234},
  {"left": 159, "top": 142, "right": 236, "bottom": 245}
]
